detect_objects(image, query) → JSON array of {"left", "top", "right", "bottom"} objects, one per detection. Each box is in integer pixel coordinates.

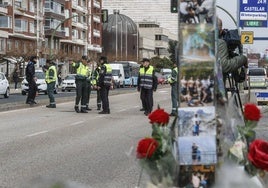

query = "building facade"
[{"left": 0, "top": 0, "right": 103, "bottom": 79}]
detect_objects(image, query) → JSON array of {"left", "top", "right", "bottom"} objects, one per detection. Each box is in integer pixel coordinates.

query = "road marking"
[
  {"left": 26, "top": 130, "right": 48, "bottom": 137},
  {"left": 70, "top": 121, "right": 84, "bottom": 126}
]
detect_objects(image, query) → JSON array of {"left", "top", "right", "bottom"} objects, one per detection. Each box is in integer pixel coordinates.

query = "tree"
[{"left": 167, "top": 40, "right": 178, "bottom": 64}]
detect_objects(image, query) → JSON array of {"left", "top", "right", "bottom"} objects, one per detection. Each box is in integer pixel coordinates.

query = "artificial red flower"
[
  {"left": 148, "top": 108, "right": 169, "bottom": 125},
  {"left": 136, "top": 138, "right": 158, "bottom": 159},
  {"left": 244, "top": 103, "right": 261, "bottom": 121},
  {"left": 248, "top": 139, "right": 268, "bottom": 171}
]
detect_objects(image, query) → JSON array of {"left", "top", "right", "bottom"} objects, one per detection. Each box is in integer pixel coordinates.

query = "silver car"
[{"left": 0, "top": 72, "right": 10, "bottom": 98}]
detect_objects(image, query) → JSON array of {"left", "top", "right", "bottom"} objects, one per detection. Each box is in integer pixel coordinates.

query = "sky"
[{"left": 216, "top": 0, "right": 268, "bottom": 55}]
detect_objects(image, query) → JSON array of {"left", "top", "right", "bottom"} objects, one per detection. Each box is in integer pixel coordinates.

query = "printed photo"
[
  {"left": 177, "top": 135, "right": 217, "bottom": 165},
  {"left": 180, "top": 24, "right": 215, "bottom": 64},
  {"left": 179, "top": 69, "right": 215, "bottom": 108},
  {"left": 179, "top": 0, "right": 215, "bottom": 24},
  {"left": 178, "top": 106, "right": 216, "bottom": 136},
  {"left": 177, "top": 165, "right": 215, "bottom": 188}
]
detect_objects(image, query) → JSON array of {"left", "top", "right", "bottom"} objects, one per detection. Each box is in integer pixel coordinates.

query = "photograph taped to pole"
[{"left": 176, "top": 0, "right": 219, "bottom": 187}]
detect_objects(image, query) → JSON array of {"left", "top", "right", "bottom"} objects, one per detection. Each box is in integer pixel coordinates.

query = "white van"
[
  {"left": 244, "top": 68, "right": 267, "bottom": 89},
  {"left": 110, "top": 63, "right": 125, "bottom": 88}
]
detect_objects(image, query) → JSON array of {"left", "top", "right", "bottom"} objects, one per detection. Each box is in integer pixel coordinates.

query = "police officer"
[
  {"left": 137, "top": 58, "right": 157, "bottom": 116},
  {"left": 45, "top": 60, "right": 57, "bottom": 108},
  {"left": 168, "top": 62, "right": 178, "bottom": 116},
  {"left": 85, "top": 59, "right": 93, "bottom": 111},
  {"left": 25, "top": 56, "right": 38, "bottom": 105},
  {"left": 72, "top": 56, "right": 90, "bottom": 113},
  {"left": 97, "top": 56, "right": 112, "bottom": 114},
  {"left": 92, "top": 61, "right": 102, "bottom": 110}
]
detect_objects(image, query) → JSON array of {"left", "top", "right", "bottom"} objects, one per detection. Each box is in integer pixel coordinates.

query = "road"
[
  {"left": 0, "top": 86, "right": 171, "bottom": 188},
  {"left": 0, "top": 86, "right": 267, "bottom": 187}
]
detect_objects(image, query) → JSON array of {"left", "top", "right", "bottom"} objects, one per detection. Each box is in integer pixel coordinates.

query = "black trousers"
[
  {"left": 96, "top": 90, "right": 101, "bottom": 109},
  {"left": 100, "top": 86, "right": 110, "bottom": 112},
  {"left": 75, "top": 79, "right": 87, "bottom": 110},
  {"left": 85, "top": 82, "right": 91, "bottom": 107},
  {"left": 26, "top": 79, "right": 37, "bottom": 103},
  {"left": 140, "top": 88, "right": 153, "bottom": 113}
]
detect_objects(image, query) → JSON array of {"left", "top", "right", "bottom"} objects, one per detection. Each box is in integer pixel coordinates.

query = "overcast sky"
[{"left": 216, "top": 0, "right": 268, "bottom": 54}]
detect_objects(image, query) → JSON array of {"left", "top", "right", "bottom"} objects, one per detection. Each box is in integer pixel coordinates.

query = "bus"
[{"left": 110, "top": 61, "right": 140, "bottom": 87}]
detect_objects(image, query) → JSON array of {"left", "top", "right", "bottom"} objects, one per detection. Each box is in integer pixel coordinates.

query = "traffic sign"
[
  {"left": 239, "top": 0, "right": 268, "bottom": 27},
  {"left": 241, "top": 31, "right": 254, "bottom": 44}
]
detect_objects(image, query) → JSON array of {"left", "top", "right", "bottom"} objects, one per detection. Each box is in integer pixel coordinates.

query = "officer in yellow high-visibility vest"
[
  {"left": 72, "top": 56, "right": 90, "bottom": 113},
  {"left": 45, "top": 59, "right": 57, "bottom": 108},
  {"left": 97, "top": 56, "right": 112, "bottom": 114},
  {"left": 168, "top": 63, "right": 178, "bottom": 116},
  {"left": 137, "top": 58, "right": 158, "bottom": 116}
]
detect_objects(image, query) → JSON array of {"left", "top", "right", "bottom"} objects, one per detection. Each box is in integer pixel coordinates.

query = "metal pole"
[
  {"left": 115, "top": 12, "right": 118, "bottom": 61},
  {"left": 120, "top": 22, "right": 122, "bottom": 60},
  {"left": 125, "top": 20, "right": 128, "bottom": 60},
  {"left": 136, "top": 23, "right": 139, "bottom": 62}
]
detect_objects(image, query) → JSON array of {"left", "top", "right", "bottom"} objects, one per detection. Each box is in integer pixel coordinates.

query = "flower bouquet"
[
  {"left": 222, "top": 102, "right": 268, "bottom": 187},
  {"left": 135, "top": 107, "right": 178, "bottom": 187}
]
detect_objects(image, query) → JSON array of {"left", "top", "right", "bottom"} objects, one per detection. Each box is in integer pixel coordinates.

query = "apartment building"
[{"left": 0, "top": 0, "right": 103, "bottom": 78}]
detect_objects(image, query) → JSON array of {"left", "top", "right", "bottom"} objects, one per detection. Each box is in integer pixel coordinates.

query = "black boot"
[
  {"left": 46, "top": 104, "right": 56, "bottom": 108},
  {"left": 74, "top": 106, "right": 80, "bottom": 113}
]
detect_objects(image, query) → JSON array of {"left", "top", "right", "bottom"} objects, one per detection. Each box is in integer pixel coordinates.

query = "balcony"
[
  {"left": 0, "top": 6, "right": 7, "bottom": 14},
  {"left": 45, "top": 29, "right": 65, "bottom": 38},
  {"left": 93, "top": 29, "right": 100, "bottom": 38},
  {"left": 93, "top": 0, "right": 100, "bottom": 9},
  {"left": 93, "top": 15, "right": 101, "bottom": 23}
]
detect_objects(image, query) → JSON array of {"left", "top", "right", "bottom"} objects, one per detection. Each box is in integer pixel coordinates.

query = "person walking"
[
  {"left": 72, "top": 56, "right": 90, "bottom": 113},
  {"left": 97, "top": 56, "right": 112, "bottom": 114},
  {"left": 45, "top": 60, "right": 57, "bottom": 108},
  {"left": 137, "top": 58, "right": 157, "bottom": 116},
  {"left": 12, "top": 69, "right": 19, "bottom": 90},
  {"left": 85, "top": 59, "right": 93, "bottom": 111},
  {"left": 25, "top": 56, "right": 38, "bottom": 105},
  {"left": 92, "top": 61, "right": 102, "bottom": 110},
  {"left": 138, "top": 61, "right": 145, "bottom": 111},
  {"left": 168, "top": 62, "right": 178, "bottom": 116}
]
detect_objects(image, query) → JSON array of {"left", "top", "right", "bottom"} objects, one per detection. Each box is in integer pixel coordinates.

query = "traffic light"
[
  {"left": 170, "top": 0, "right": 178, "bottom": 13},
  {"left": 101, "top": 9, "right": 108, "bottom": 23}
]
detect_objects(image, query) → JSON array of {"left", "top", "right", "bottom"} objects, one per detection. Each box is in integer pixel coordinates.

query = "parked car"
[
  {"left": 244, "top": 68, "right": 267, "bottom": 89},
  {"left": 61, "top": 74, "right": 76, "bottom": 92},
  {"left": 21, "top": 69, "right": 58, "bottom": 95},
  {"left": 0, "top": 72, "right": 10, "bottom": 98}
]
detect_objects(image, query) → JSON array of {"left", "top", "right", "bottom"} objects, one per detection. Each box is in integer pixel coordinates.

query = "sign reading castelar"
[{"left": 239, "top": 0, "right": 268, "bottom": 27}]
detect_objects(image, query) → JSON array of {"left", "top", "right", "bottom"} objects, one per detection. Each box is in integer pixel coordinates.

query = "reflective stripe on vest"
[
  {"left": 104, "top": 64, "right": 112, "bottom": 86},
  {"left": 45, "top": 65, "right": 57, "bottom": 83},
  {"left": 139, "top": 65, "right": 154, "bottom": 89}
]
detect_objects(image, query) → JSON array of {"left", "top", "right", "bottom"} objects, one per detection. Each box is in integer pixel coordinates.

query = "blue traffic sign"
[{"left": 239, "top": 0, "right": 268, "bottom": 27}]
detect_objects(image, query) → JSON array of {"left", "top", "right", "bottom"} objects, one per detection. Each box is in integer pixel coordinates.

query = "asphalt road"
[
  {"left": 0, "top": 85, "right": 267, "bottom": 187},
  {"left": 0, "top": 85, "right": 171, "bottom": 188}
]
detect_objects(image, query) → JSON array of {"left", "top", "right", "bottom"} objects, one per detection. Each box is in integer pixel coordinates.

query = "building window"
[
  {"left": 7, "top": 39, "right": 11, "bottom": 51},
  {"left": 15, "top": 19, "right": 28, "bottom": 32},
  {"left": 0, "top": 38, "right": 6, "bottom": 52},
  {"left": 45, "top": 18, "right": 63, "bottom": 31},
  {"left": 29, "top": 22, "right": 35, "bottom": 33},
  {"left": 0, "top": 16, "right": 12, "bottom": 28},
  {"left": 44, "top": 0, "right": 64, "bottom": 15},
  {"left": 15, "top": 41, "right": 19, "bottom": 49}
]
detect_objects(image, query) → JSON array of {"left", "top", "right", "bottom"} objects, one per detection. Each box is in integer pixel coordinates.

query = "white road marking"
[
  {"left": 26, "top": 131, "right": 48, "bottom": 137},
  {"left": 70, "top": 121, "right": 84, "bottom": 126}
]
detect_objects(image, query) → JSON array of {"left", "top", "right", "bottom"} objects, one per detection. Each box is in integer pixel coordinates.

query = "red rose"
[
  {"left": 148, "top": 108, "right": 169, "bottom": 125},
  {"left": 244, "top": 103, "right": 261, "bottom": 121},
  {"left": 136, "top": 138, "right": 158, "bottom": 159},
  {"left": 248, "top": 139, "right": 268, "bottom": 171}
]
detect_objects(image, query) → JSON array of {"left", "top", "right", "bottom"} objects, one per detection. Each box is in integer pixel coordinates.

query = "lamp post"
[
  {"left": 125, "top": 20, "right": 128, "bottom": 60},
  {"left": 119, "top": 21, "right": 123, "bottom": 60},
  {"left": 114, "top": 10, "right": 119, "bottom": 61}
]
